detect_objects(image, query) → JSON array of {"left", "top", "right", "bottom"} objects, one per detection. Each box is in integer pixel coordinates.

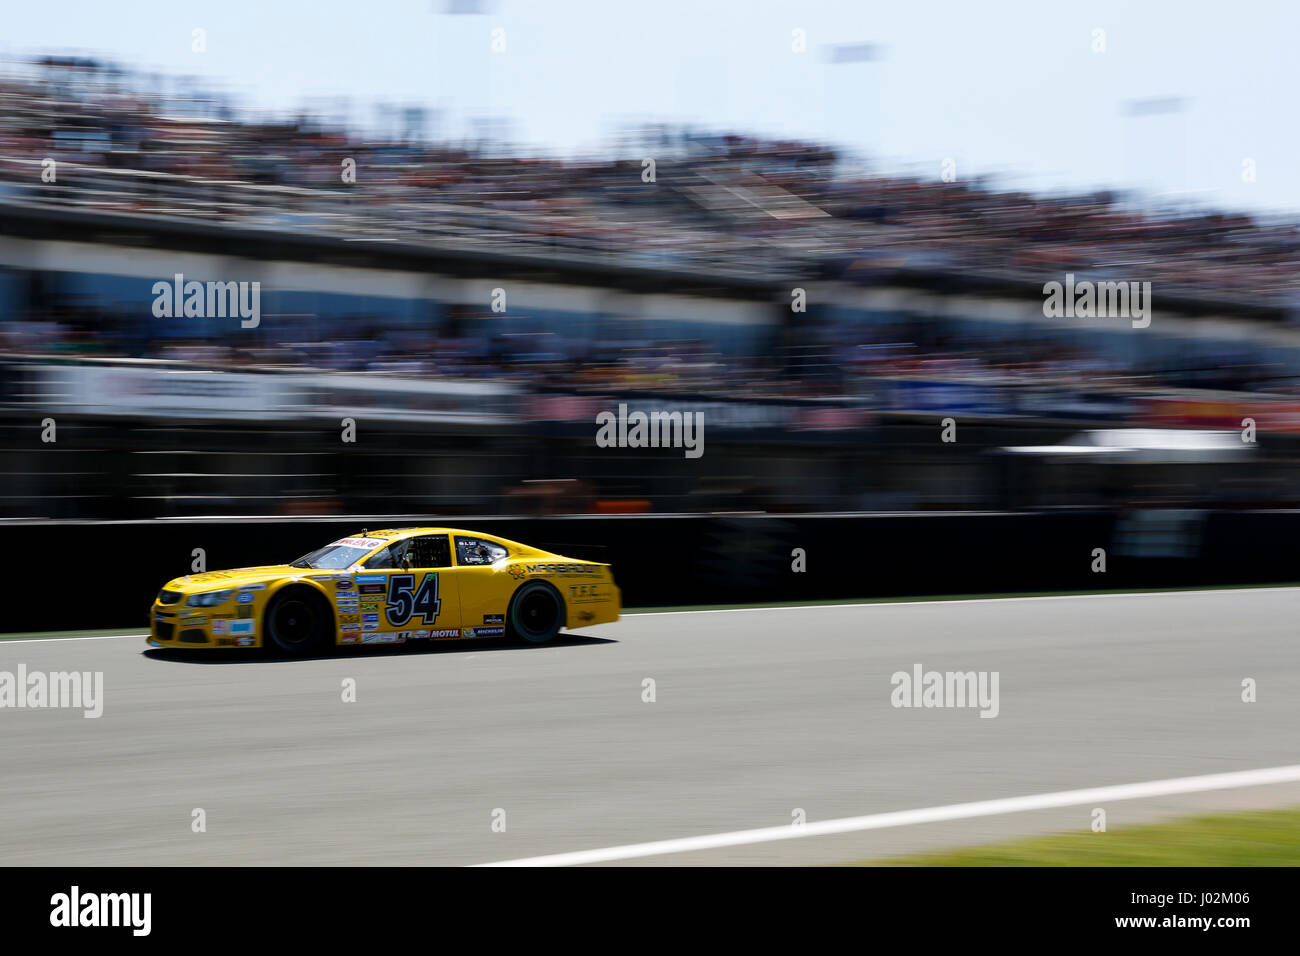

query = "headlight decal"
[{"left": 186, "top": 589, "right": 234, "bottom": 607}]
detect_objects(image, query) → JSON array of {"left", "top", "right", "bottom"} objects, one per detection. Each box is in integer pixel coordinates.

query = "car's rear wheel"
[
  {"left": 508, "top": 581, "right": 564, "bottom": 644},
  {"left": 265, "top": 587, "right": 332, "bottom": 654}
]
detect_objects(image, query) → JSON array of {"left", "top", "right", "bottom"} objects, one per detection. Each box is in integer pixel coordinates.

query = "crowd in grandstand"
[
  {"left": 3, "top": 55, "right": 1300, "bottom": 303},
  {"left": 0, "top": 54, "right": 1297, "bottom": 402}
]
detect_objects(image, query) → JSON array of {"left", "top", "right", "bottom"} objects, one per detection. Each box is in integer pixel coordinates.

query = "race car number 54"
[{"left": 385, "top": 573, "right": 441, "bottom": 626}]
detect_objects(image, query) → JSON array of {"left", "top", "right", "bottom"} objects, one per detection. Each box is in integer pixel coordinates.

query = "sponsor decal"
[
  {"left": 237, "top": 607, "right": 254, "bottom": 619},
  {"left": 235, "top": 636, "right": 255, "bottom": 647},
  {"left": 361, "top": 633, "right": 405, "bottom": 644},
  {"left": 359, "top": 602, "right": 380, "bottom": 613},
  {"left": 237, "top": 583, "right": 267, "bottom": 590},
  {"left": 358, "top": 584, "right": 385, "bottom": 595},
  {"left": 354, "top": 574, "right": 386, "bottom": 584},
  {"left": 462, "top": 626, "right": 505, "bottom": 638},
  {"left": 362, "top": 621, "right": 379, "bottom": 631},
  {"left": 237, "top": 592, "right": 255, "bottom": 604},
  {"left": 429, "top": 628, "right": 462, "bottom": 640},
  {"left": 510, "top": 562, "right": 600, "bottom": 579},
  {"left": 216, "top": 637, "right": 234, "bottom": 647},
  {"left": 181, "top": 615, "right": 206, "bottom": 626},
  {"left": 335, "top": 580, "right": 354, "bottom": 590},
  {"left": 361, "top": 613, "right": 379, "bottom": 624},
  {"left": 308, "top": 575, "right": 334, "bottom": 583},
  {"left": 340, "top": 615, "right": 361, "bottom": 627},
  {"left": 337, "top": 538, "right": 386, "bottom": 550},
  {"left": 567, "top": 583, "right": 605, "bottom": 602},
  {"left": 395, "top": 629, "right": 432, "bottom": 640},
  {"left": 340, "top": 634, "right": 358, "bottom": 644},
  {"left": 536, "top": 562, "right": 599, "bottom": 575},
  {"left": 229, "top": 620, "right": 255, "bottom": 636},
  {"left": 212, "top": 620, "right": 227, "bottom": 635},
  {"left": 483, "top": 614, "right": 504, "bottom": 625}
]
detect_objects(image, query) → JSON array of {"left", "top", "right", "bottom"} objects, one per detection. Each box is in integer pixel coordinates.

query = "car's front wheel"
[
  {"left": 264, "top": 587, "right": 332, "bottom": 655},
  {"left": 508, "top": 581, "right": 564, "bottom": 644}
]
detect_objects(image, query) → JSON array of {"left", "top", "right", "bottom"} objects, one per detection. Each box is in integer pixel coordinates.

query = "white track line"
[
  {"left": 477, "top": 764, "right": 1300, "bottom": 866},
  {"left": 1, "top": 634, "right": 146, "bottom": 645}
]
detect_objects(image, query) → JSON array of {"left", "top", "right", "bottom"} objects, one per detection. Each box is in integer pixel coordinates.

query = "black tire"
[
  {"left": 264, "top": 587, "right": 333, "bottom": 655},
  {"left": 507, "top": 581, "right": 564, "bottom": 644}
]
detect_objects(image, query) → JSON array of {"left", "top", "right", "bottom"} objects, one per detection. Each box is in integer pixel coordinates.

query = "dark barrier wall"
[{"left": 3, "top": 509, "right": 1295, "bottom": 633}]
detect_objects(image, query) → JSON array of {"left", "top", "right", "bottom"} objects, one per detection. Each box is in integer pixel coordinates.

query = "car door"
[
  {"left": 359, "top": 534, "right": 460, "bottom": 642},
  {"left": 450, "top": 534, "right": 511, "bottom": 638}
]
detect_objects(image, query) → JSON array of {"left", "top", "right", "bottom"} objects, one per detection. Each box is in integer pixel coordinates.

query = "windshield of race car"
[{"left": 289, "top": 536, "right": 387, "bottom": 570}]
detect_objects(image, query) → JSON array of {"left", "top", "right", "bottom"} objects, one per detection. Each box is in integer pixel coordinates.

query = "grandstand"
[{"left": 5, "top": 53, "right": 1300, "bottom": 518}]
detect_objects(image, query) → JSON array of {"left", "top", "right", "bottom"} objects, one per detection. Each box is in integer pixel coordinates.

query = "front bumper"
[{"left": 148, "top": 603, "right": 257, "bottom": 648}]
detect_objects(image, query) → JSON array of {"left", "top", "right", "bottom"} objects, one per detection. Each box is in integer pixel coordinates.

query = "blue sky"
[{"left": 4, "top": 0, "right": 1295, "bottom": 214}]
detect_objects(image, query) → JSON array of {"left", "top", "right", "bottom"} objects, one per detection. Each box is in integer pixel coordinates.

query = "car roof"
[
  {"left": 360, "top": 527, "right": 505, "bottom": 540},
  {"left": 352, "top": 528, "right": 544, "bottom": 552},
  {"left": 338, "top": 528, "right": 601, "bottom": 565}
]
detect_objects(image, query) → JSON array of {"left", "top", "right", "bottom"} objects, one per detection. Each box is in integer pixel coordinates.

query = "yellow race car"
[{"left": 148, "top": 528, "right": 620, "bottom": 653}]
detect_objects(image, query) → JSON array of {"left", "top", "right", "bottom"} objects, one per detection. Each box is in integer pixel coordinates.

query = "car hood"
[{"left": 163, "top": 565, "right": 315, "bottom": 592}]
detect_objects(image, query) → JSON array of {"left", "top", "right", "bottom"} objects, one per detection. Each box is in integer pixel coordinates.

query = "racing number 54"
[{"left": 385, "top": 573, "right": 441, "bottom": 626}]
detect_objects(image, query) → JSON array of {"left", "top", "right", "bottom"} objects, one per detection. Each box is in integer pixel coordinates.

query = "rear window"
[{"left": 455, "top": 535, "right": 508, "bottom": 566}]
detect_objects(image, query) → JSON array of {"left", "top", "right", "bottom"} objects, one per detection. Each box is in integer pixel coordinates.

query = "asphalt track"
[{"left": 1, "top": 588, "right": 1298, "bottom": 866}]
